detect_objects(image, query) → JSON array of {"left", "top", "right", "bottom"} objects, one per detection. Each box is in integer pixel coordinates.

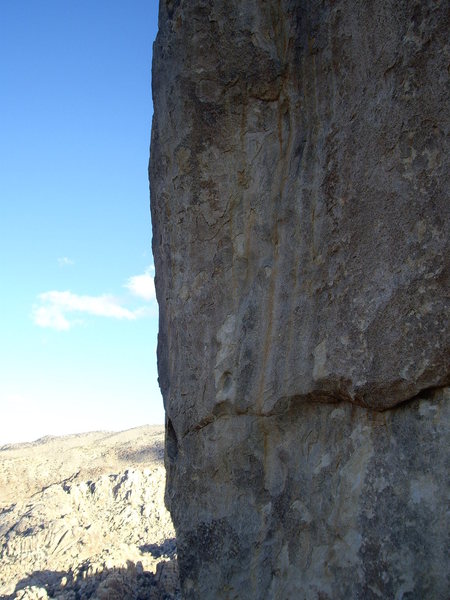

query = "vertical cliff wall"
[{"left": 150, "top": 1, "right": 449, "bottom": 598}]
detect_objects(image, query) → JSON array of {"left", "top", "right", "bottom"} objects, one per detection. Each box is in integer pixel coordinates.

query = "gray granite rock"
[{"left": 150, "top": 1, "right": 450, "bottom": 597}]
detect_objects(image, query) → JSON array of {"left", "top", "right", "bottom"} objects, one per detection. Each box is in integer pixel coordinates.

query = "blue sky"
[{"left": 0, "top": 1, "right": 162, "bottom": 443}]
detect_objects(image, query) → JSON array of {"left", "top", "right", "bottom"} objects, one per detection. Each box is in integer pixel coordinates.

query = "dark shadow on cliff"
[
  {"left": 139, "top": 536, "right": 177, "bottom": 559},
  {"left": 2, "top": 540, "right": 179, "bottom": 600}
]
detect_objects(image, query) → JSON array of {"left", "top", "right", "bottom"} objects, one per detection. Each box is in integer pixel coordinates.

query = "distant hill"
[{"left": 0, "top": 425, "right": 179, "bottom": 599}]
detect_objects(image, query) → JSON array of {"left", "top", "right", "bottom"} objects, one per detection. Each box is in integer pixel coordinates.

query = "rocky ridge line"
[{"left": 0, "top": 426, "right": 179, "bottom": 600}]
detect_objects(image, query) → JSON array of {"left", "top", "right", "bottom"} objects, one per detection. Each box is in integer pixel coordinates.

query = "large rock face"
[{"left": 150, "top": 1, "right": 449, "bottom": 598}]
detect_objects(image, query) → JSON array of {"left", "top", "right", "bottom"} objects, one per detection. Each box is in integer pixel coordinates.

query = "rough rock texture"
[
  {"left": 150, "top": 1, "right": 450, "bottom": 598},
  {"left": 0, "top": 427, "right": 179, "bottom": 600}
]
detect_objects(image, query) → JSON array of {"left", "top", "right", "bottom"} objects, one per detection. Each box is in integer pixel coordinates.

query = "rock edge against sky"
[{"left": 150, "top": 1, "right": 449, "bottom": 598}]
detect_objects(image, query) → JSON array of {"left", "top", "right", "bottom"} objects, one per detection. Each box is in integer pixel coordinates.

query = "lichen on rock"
[{"left": 150, "top": 1, "right": 450, "bottom": 598}]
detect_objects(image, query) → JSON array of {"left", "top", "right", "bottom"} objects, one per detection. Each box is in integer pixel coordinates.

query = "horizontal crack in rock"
[{"left": 183, "top": 384, "right": 449, "bottom": 438}]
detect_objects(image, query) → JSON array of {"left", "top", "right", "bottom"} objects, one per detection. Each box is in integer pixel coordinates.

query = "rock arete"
[{"left": 150, "top": 1, "right": 449, "bottom": 598}]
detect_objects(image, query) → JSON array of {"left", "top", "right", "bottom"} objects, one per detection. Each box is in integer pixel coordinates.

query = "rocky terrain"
[
  {"left": 0, "top": 426, "right": 179, "bottom": 600},
  {"left": 150, "top": 0, "right": 449, "bottom": 598}
]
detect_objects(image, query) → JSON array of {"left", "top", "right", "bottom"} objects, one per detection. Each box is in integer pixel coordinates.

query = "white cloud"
[
  {"left": 32, "top": 266, "right": 157, "bottom": 331},
  {"left": 57, "top": 257, "right": 74, "bottom": 267},
  {"left": 33, "top": 303, "right": 71, "bottom": 331},
  {"left": 124, "top": 266, "right": 156, "bottom": 301},
  {"left": 32, "top": 291, "right": 141, "bottom": 331}
]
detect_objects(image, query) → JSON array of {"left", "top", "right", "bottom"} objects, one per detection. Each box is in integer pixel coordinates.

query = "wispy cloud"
[
  {"left": 57, "top": 257, "right": 74, "bottom": 267},
  {"left": 32, "top": 266, "right": 157, "bottom": 331},
  {"left": 124, "top": 266, "right": 155, "bottom": 301},
  {"left": 33, "top": 291, "right": 142, "bottom": 331}
]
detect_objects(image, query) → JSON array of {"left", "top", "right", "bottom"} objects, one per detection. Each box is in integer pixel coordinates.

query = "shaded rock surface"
[
  {"left": 150, "top": 0, "right": 449, "bottom": 598},
  {"left": 0, "top": 426, "right": 179, "bottom": 600}
]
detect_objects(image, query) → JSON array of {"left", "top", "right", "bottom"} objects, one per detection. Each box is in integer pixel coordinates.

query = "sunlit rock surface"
[
  {"left": 0, "top": 427, "right": 179, "bottom": 600},
  {"left": 150, "top": 1, "right": 449, "bottom": 598}
]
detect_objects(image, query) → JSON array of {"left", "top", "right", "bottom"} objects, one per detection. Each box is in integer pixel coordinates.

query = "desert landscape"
[
  {"left": 1, "top": 0, "right": 448, "bottom": 597},
  {"left": 0, "top": 426, "right": 179, "bottom": 600}
]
